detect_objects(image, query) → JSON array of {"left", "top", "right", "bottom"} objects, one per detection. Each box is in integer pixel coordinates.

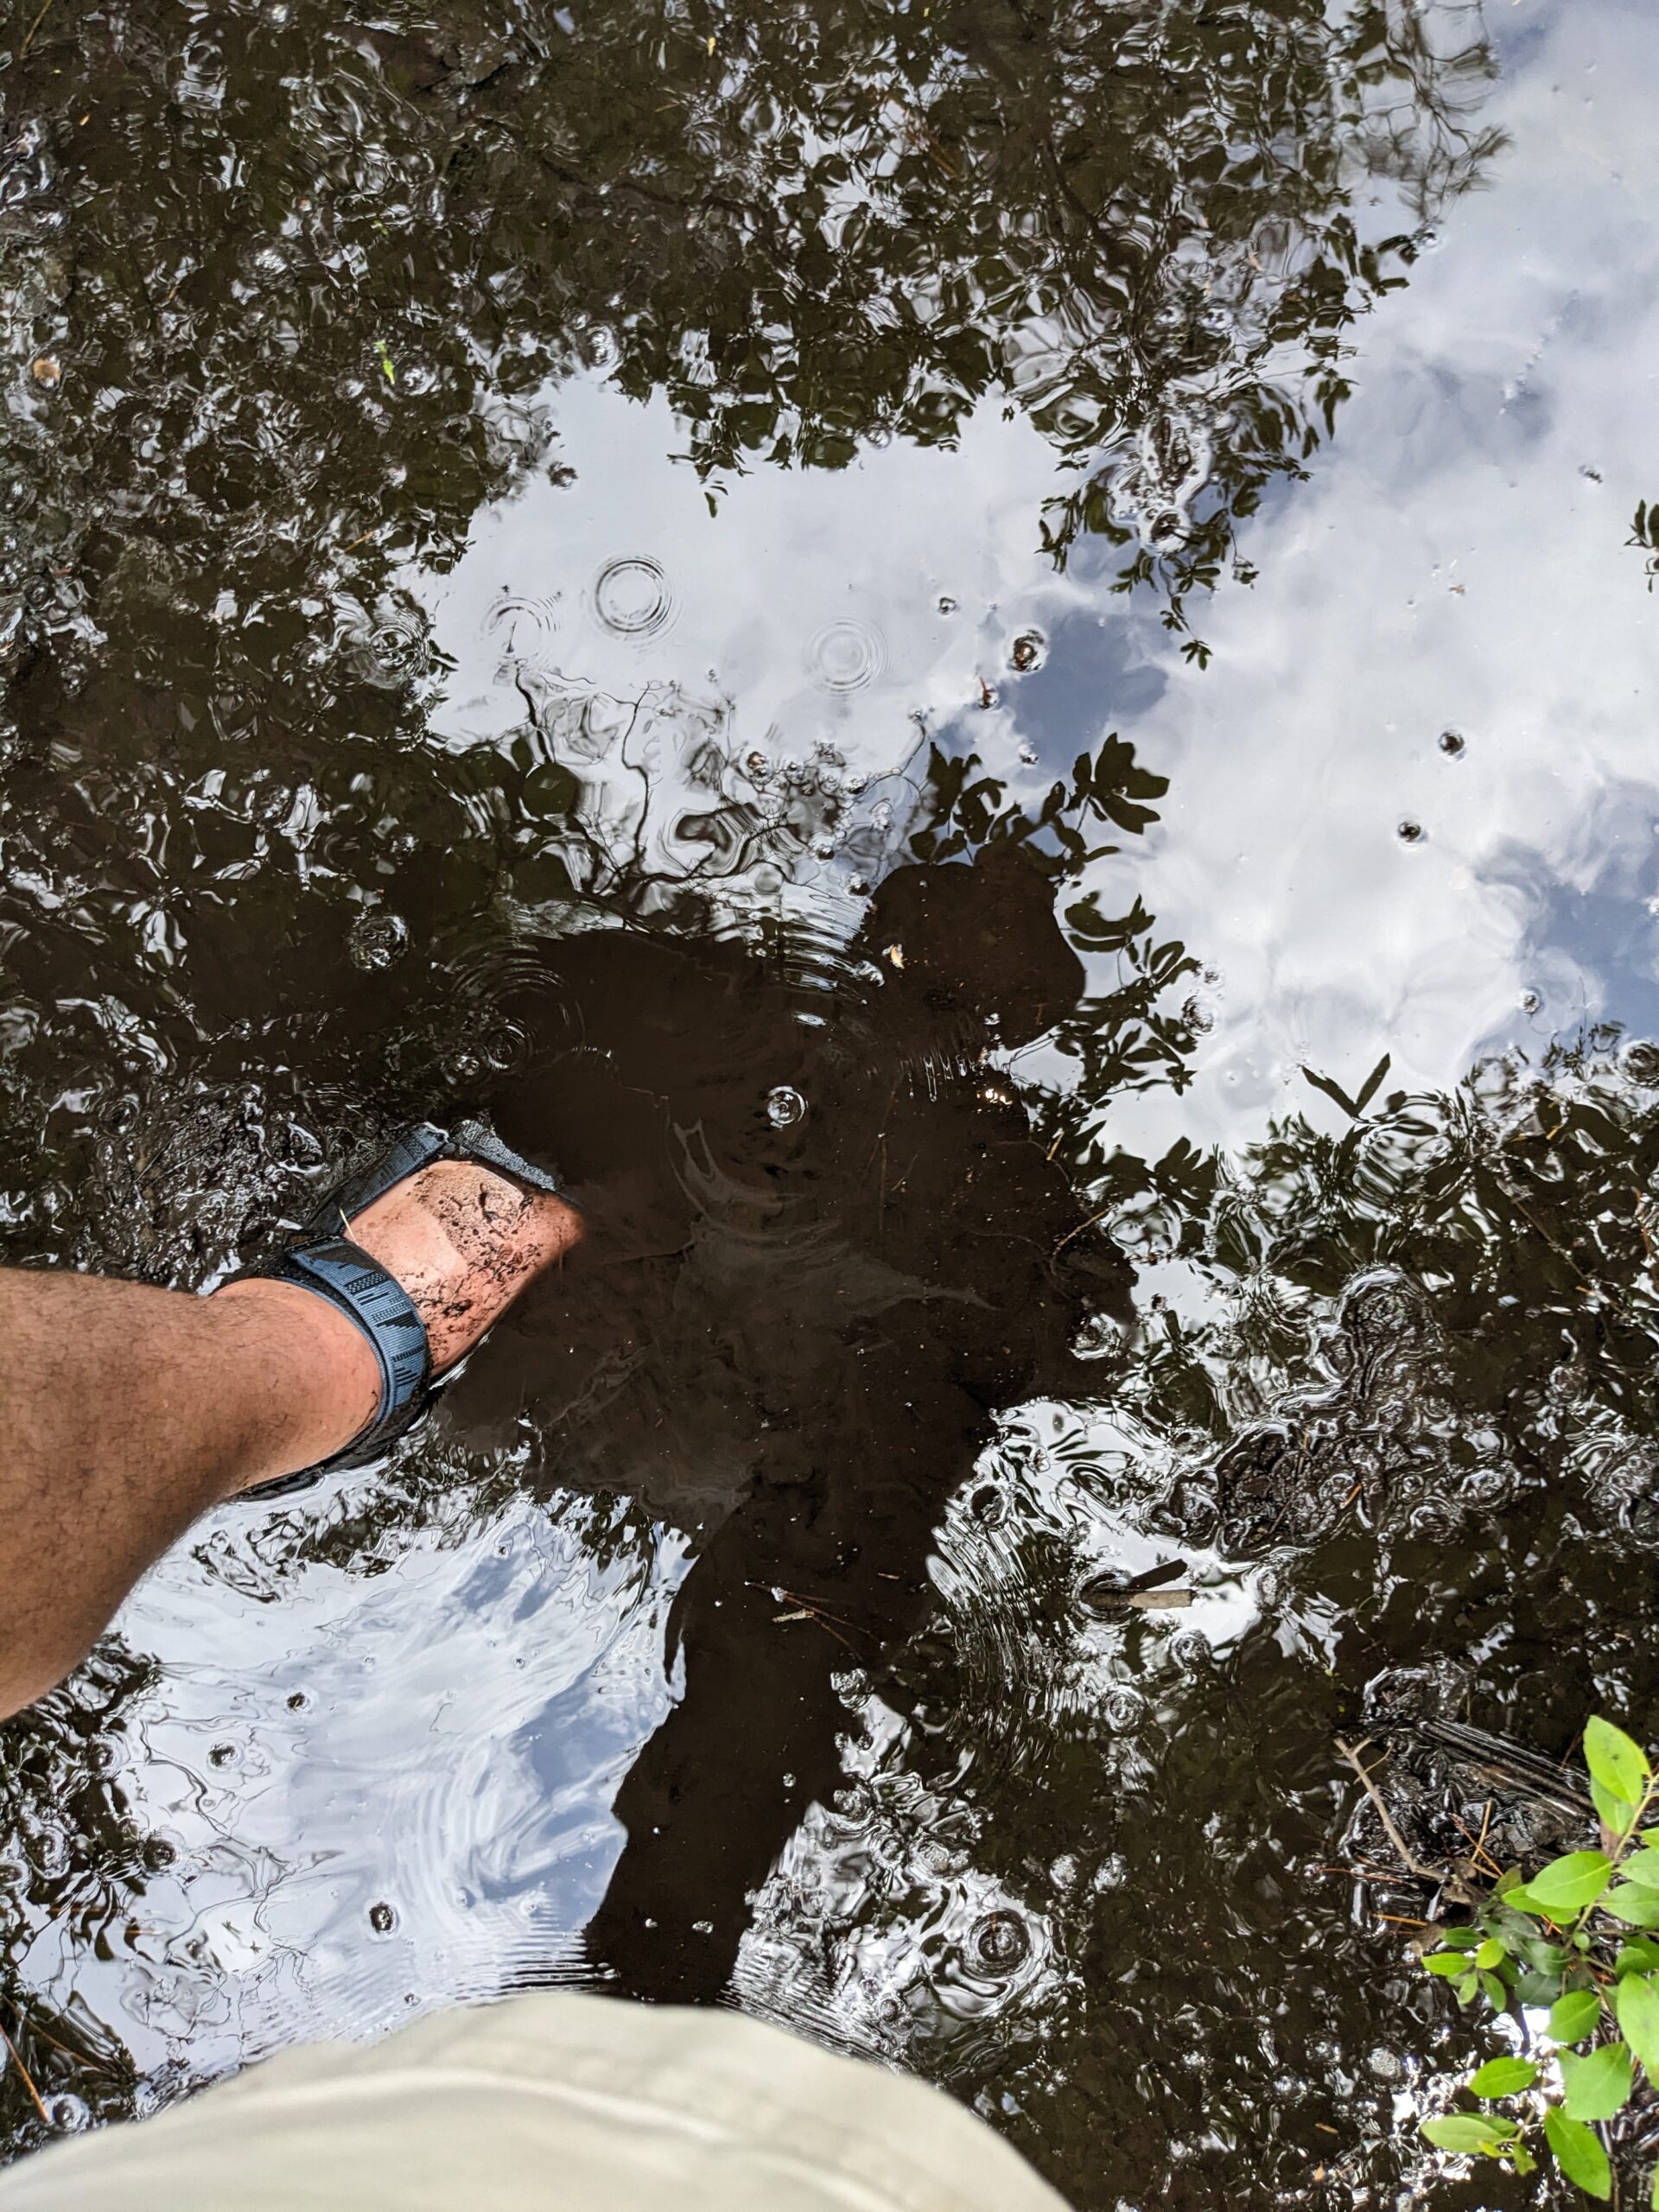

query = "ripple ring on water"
[
  {"left": 807, "top": 617, "right": 887, "bottom": 694},
  {"left": 594, "top": 555, "right": 676, "bottom": 639}
]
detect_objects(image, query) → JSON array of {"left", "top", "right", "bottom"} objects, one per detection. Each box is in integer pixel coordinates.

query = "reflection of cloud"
[
  {"left": 416, "top": 385, "right": 1109, "bottom": 925},
  {"left": 1100, "top": 0, "right": 1659, "bottom": 1154}
]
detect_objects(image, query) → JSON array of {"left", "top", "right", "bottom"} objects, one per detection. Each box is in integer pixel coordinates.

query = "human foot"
[{"left": 213, "top": 1149, "right": 582, "bottom": 1492}]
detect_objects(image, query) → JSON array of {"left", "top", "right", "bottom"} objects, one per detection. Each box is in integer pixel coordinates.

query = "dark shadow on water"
[{"left": 461, "top": 846, "right": 1133, "bottom": 1999}]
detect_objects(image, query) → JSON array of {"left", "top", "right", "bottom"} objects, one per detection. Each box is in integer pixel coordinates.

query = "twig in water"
[
  {"left": 1054, "top": 1204, "right": 1113, "bottom": 1258},
  {"left": 18, "top": 0, "right": 54, "bottom": 60},
  {"left": 0, "top": 2018, "right": 49, "bottom": 2127},
  {"left": 1449, "top": 1810, "right": 1503, "bottom": 1880},
  {"left": 1333, "top": 1736, "right": 1451, "bottom": 1888}
]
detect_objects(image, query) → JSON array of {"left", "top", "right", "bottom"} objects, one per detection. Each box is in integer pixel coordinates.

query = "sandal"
[{"left": 232, "top": 1116, "right": 570, "bottom": 1503}]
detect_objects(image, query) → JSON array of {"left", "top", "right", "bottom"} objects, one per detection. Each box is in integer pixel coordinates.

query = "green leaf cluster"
[{"left": 1418, "top": 1717, "right": 1659, "bottom": 2201}]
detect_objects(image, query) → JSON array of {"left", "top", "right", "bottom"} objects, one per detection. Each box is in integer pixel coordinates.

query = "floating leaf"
[
  {"left": 1560, "top": 2041, "right": 1633, "bottom": 2122},
  {"left": 1616, "top": 1974, "right": 1659, "bottom": 2074},
  {"left": 1585, "top": 1719, "right": 1649, "bottom": 1806},
  {"left": 1422, "top": 2114, "right": 1518, "bottom": 2153},
  {"left": 1545, "top": 2108, "right": 1612, "bottom": 2199},
  {"left": 1470, "top": 2056, "right": 1538, "bottom": 2097},
  {"left": 1550, "top": 1990, "right": 1604, "bottom": 2044},
  {"left": 1529, "top": 1852, "right": 1614, "bottom": 1915}
]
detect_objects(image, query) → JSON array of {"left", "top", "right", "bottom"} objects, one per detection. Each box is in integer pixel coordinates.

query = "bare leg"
[{"left": 0, "top": 1162, "right": 582, "bottom": 1720}]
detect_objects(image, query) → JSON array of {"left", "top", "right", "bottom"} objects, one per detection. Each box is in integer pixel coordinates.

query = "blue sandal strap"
[
  {"left": 308, "top": 1118, "right": 570, "bottom": 1235},
  {"left": 236, "top": 1113, "right": 570, "bottom": 1505},
  {"left": 237, "top": 1238, "right": 432, "bottom": 1502}
]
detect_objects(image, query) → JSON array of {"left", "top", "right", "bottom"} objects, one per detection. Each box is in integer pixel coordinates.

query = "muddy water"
[{"left": 3, "top": 0, "right": 1659, "bottom": 2202}]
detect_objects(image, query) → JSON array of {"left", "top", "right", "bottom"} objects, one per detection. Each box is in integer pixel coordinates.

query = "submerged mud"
[{"left": 3, "top": 0, "right": 1658, "bottom": 2203}]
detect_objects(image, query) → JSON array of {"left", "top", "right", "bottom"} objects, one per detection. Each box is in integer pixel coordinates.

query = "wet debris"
[
  {"left": 1078, "top": 1559, "right": 1193, "bottom": 1615},
  {"left": 1338, "top": 1675, "right": 1598, "bottom": 1910}
]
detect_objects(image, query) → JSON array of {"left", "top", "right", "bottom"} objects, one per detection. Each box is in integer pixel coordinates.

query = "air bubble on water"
[
  {"left": 1071, "top": 1315, "right": 1118, "bottom": 1361},
  {"left": 207, "top": 1742, "right": 240, "bottom": 1770},
  {"left": 1018, "top": 742, "right": 1038, "bottom": 766},
  {"left": 348, "top": 909, "right": 409, "bottom": 971},
  {"left": 969, "top": 1483, "right": 1006, "bottom": 1526},
  {"left": 44, "top": 2095, "right": 89, "bottom": 2133},
  {"left": 1396, "top": 819, "right": 1423, "bottom": 843},
  {"left": 971, "top": 1910, "right": 1033, "bottom": 1973},
  {"left": 811, "top": 836, "right": 835, "bottom": 860},
  {"left": 766, "top": 1085, "right": 805, "bottom": 1128},
  {"left": 938, "top": 594, "right": 957, "bottom": 614},
  {"left": 1520, "top": 988, "right": 1541, "bottom": 1014},
  {"left": 368, "top": 1900, "right": 398, "bottom": 1936},
  {"left": 1437, "top": 727, "right": 1465, "bottom": 755},
  {"left": 848, "top": 875, "right": 869, "bottom": 896},
  {"left": 1009, "top": 631, "right": 1046, "bottom": 673}
]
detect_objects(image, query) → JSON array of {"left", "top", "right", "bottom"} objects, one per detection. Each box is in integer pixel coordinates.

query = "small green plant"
[{"left": 1419, "top": 1717, "right": 1659, "bottom": 2200}]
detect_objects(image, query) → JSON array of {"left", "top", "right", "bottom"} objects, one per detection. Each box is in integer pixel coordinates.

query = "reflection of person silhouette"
[{"left": 478, "top": 842, "right": 1132, "bottom": 2004}]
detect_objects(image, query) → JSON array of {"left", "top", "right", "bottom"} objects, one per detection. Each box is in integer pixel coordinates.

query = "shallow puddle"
[{"left": 3, "top": 0, "right": 1659, "bottom": 2202}]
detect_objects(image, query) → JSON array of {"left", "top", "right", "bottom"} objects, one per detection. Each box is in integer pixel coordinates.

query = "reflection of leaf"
[
  {"left": 1301, "top": 1053, "right": 1391, "bottom": 1122},
  {"left": 1302, "top": 1066, "right": 1359, "bottom": 1118},
  {"left": 1353, "top": 1053, "right": 1392, "bottom": 1116}
]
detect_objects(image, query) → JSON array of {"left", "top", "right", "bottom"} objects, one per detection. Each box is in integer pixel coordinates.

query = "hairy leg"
[{"left": 0, "top": 1162, "right": 581, "bottom": 1719}]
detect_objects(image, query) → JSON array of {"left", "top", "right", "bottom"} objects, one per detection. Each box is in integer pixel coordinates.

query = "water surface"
[{"left": 3, "top": 0, "right": 1659, "bottom": 2204}]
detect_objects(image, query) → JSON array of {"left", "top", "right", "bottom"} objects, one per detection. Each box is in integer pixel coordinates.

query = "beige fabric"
[{"left": 0, "top": 1992, "right": 1070, "bottom": 2212}]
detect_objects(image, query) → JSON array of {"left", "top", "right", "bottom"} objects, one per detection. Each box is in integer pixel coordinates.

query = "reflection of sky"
[
  {"left": 423, "top": 0, "right": 1659, "bottom": 1171},
  {"left": 1110, "top": 0, "right": 1659, "bottom": 1153},
  {"left": 86, "top": 0, "right": 1659, "bottom": 2101}
]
